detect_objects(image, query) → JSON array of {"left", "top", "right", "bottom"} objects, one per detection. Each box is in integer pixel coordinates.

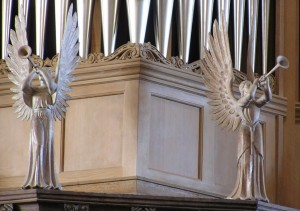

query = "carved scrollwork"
[
  {"left": 0, "top": 42, "right": 276, "bottom": 92},
  {"left": 131, "top": 207, "right": 156, "bottom": 211},
  {"left": 64, "top": 204, "right": 89, "bottom": 211},
  {"left": 0, "top": 204, "right": 13, "bottom": 211}
]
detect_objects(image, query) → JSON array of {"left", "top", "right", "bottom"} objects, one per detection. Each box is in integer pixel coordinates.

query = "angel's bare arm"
[{"left": 256, "top": 78, "right": 272, "bottom": 107}]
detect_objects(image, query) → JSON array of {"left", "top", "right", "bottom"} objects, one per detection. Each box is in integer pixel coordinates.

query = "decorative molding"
[
  {"left": 0, "top": 204, "right": 13, "bottom": 211},
  {"left": 131, "top": 208, "right": 156, "bottom": 211},
  {"left": 64, "top": 204, "right": 89, "bottom": 211},
  {"left": 296, "top": 102, "right": 300, "bottom": 124},
  {"left": 0, "top": 42, "right": 275, "bottom": 91}
]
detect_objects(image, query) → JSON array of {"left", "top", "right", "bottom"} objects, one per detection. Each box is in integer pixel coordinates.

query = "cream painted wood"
[{"left": 0, "top": 59, "right": 287, "bottom": 203}]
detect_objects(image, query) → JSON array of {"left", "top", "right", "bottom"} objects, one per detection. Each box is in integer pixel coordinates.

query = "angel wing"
[
  {"left": 200, "top": 15, "right": 241, "bottom": 131},
  {"left": 50, "top": 4, "right": 80, "bottom": 121},
  {"left": 5, "top": 5, "right": 32, "bottom": 120}
]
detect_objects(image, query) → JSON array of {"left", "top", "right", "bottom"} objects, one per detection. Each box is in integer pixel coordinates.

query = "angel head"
[{"left": 239, "top": 80, "right": 253, "bottom": 97}]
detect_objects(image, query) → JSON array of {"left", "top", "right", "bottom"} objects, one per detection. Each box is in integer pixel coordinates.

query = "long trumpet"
[
  {"left": 259, "top": 55, "right": 289, "bottom": 83},
  {"left": 18, "top": 45, "right": 39, "bottom": 69}
]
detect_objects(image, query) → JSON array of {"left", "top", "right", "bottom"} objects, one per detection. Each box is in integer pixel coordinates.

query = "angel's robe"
[
  {"left": 22, "top": 85, "right": 61, "bottom": 189},
  {"left": 228, "top": 102, "right": 268, "bottom": 201}
]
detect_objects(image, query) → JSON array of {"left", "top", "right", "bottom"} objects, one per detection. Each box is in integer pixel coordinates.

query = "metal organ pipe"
[
  {"left": 233, "top": 0, "right": 245, "bottom": 71},
  {"left": 178, "top": 0, "right": 195, "bottom": 64},
  {"left": 126, "top": 0, "right": 151, "bottom": 44},
  {"left": 262, "top": 0, "right": 270, "bottom": 74},
  {"left": 2, "top": 0, "right": 12, "bottom": 59},
  {"left": 19, "top": 0, "right": 30, "bottom": 24},
  {"left": 35, "top": 0, "right": 48, "bottom": 59},
  {"left": 55, "top": 0, "right": 70, "bottom": 53},
  {"left": 76, "top": 0, "right": 94, "bottom": 59},
  {"left": 198, "top": 0, "right": 214, "bottom": 59},
  {"left": 154, "top": 0, "right": 174, "bottom": 58},
  {"left": 247, "top": 0, "right": 258, "bottom": 73},
  {"left": 217, "top": 0, "right": 230, "bottom": 30},
  {"left": 100, "top": 0, "right": 120, "bottom": 56}
]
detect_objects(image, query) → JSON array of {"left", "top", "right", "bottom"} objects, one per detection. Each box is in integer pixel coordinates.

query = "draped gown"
[
  {"left": 22, "top": 70, "right": 61, "bottom": 189},
  {"left": 227, "top": 101, "right": 268, "bottom": 202}
]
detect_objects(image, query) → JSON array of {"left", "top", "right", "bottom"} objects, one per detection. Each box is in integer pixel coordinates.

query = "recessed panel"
[
  {"left": 149, "top": 96, "right": 202, "bottom": 179},
  {"left": 0, "top": 107, "right": 30, "bottom": 177},
  {"left": 64, "top": 94, "right": 124, "bottom": 172}
]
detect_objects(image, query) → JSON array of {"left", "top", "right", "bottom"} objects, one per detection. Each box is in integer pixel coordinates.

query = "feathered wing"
[
  {"left": 50, "top": 4, "right": 80, "bottom": 120},
  {"left": 6, "top": 6, "right": 32, "bottom": 120},
  {"left": 200, "top": 16, "right": 241, "bottom": 131}
]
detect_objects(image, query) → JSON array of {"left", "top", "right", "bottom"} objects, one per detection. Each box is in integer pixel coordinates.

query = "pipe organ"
[
  {"left": 1, "top": 0, "right": 275, "bottom": 74},
  {"left": 0, "top": 0, "right": 290, "bottom": 204}
]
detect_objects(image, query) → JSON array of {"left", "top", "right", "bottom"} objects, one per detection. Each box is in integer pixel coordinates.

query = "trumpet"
[
  {"left": 259, "top": 55, "right": 289, "bottom": 84},
  {"left": 18, "top": 45, "right": 39, "bottom": 70}
]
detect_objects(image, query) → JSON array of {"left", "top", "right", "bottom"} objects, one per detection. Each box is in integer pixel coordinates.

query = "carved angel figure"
[
  {"left": 199, "top": 16, "right": 278, "bottom": 201},
  {"left": 5, "top": 4, "right": 79, "bottom": 189}
]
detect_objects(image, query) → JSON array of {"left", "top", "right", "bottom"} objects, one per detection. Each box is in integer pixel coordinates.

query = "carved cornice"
[{"left": 0, "top": 42, "right": 275, "bottom": 91}]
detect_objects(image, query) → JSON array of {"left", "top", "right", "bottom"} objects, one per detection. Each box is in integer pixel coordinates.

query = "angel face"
[{"left": 239, "top": 80, "right": 252, "bottom": 96}]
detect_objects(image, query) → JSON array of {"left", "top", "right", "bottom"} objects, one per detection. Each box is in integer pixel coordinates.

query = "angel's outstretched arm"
[
  {"left": 237, "top": 78, "right": 259, "bottom": 107},
  {"left": 256, "top": 77, "right": 272, "bottom": 107}
]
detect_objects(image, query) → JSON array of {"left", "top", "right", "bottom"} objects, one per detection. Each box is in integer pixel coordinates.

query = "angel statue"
[
  {"left": 200, "top": 15, "right": 289, "bottom": 201},
  {"left": 5, "top": 4, "right": 79, "bottom": 189}
]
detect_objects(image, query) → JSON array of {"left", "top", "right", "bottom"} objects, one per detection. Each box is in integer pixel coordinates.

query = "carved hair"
[{"left": 239, "top": 80, "right": 252, "bottom": 96}]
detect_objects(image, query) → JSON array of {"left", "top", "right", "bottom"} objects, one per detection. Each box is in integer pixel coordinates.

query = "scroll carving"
[
  {"left": 64, "top": 204, "right": 89, "bottom": 211},
  {"left": 131, "top": 207, "right": 156, "bottom": 211},
  {"left": 0, "top": 204, "right": 13, "bottom": 211}
]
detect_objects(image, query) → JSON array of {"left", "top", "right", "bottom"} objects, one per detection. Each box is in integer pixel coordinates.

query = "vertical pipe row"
[{"left": 4, "top": 0, "right": 272, "bottom": 72}]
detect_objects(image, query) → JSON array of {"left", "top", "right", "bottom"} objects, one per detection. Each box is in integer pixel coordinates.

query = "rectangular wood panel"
[
  {"left": 148, "top": 95, "right": 202, "bottom": 179},
  {"left": 63, "top": 94, "right": 124, "bottom": 172}
]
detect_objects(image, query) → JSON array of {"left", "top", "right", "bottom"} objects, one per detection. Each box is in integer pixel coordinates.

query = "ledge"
[{"left": 0, "top": 189, "right": 298, "bottom": 211}]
